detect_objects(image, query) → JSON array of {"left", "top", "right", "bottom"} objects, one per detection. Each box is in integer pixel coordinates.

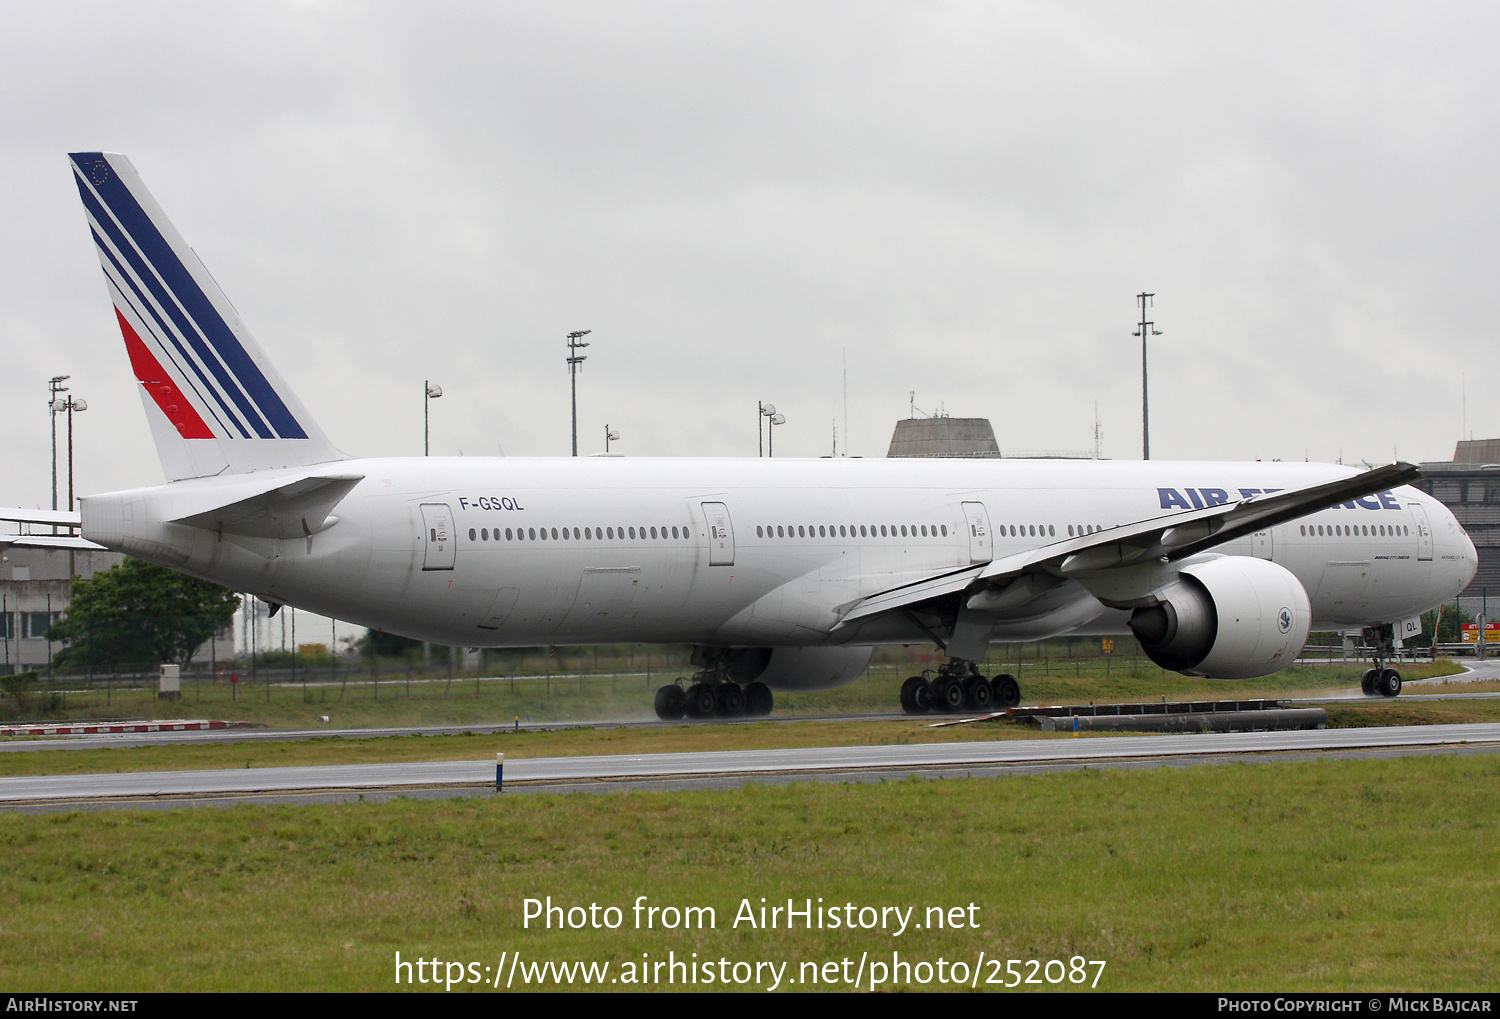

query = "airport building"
[
  {"left": 1, "top": 546, "right": 123, "bottom": 673},
  {"left": 1415, "top": 440, "right": 1500, "bottom": 603},
  {"left": 886, "top": 416, "right": 1093, "bottom": 460},
  {"left": 0, "top": 545, "right": 233, "bottom": 674}
]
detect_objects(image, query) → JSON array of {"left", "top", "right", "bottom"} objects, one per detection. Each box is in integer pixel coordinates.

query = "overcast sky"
[{"left": 2, "top": 1, "right": 1496, "bottom": 508}]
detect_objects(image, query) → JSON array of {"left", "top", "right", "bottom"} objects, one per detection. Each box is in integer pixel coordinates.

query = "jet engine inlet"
[{"left": 1128, "top": 557, "right": 1312, "bottom": 680}]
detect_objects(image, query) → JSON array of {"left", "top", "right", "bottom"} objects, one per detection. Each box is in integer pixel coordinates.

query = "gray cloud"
[{"left": 2, "top": 1, "right": 1495, "bottom": 509}]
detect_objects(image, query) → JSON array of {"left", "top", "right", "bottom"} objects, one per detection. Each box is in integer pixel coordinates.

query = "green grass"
[
  {"left": 3, "top": 657, "right": 1465, "bottom": 730},
  {"left": 2, "top": 754, "right": 1496, "bottom": 991}
]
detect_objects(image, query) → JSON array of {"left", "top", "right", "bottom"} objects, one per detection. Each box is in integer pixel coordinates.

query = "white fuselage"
[{"left": 79, "top": 456, "right": 1476, "bottom": 650}]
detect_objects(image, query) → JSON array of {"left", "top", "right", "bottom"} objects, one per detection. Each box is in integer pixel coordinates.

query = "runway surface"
[{"left": 4, "top": 721, "right": 1498, "bottom": 810}]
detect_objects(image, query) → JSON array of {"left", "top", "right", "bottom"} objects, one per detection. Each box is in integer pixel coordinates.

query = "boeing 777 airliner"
[{"left": 0, "top": 153, "right": 1478, "bottom": 720}]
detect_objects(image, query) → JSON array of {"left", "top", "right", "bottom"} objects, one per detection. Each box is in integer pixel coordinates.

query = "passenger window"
[{"left": 941, "top": 525, "right": 947, "bottom": 536}]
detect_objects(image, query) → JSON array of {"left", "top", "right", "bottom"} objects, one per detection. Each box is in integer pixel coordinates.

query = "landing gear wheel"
[
  {"left": 716, "top": 682, "right": 746, "bottom": 717},
  {"left": 992, "top": 674, "right": 1020, "bottom": 709},
  {"left": 900, "top": 676, "right": 927, "bottom": 714},
  {"left": 684, "top": 682, "right": 718, "bottom": 718},
  {"left": 966, "top": 675, "right": 994, "bottom": 710},
  {"left": 654, "top": 684, "right": 686, "bottom": 720},
  {"left": 935, "top": 676, "right": 966, "bottom": 712},
  {"left": 1378, "top": 668, "right": 1402, "bottom": 698},
  {"left": 912, "top": 679, "right": 932, "bottom": 713},
  {"left": 744, "top": 682, "right": 774, "bottom": 716},
  {"left": 1360, "top": 668, "right": 1378, "bottom": 696}
]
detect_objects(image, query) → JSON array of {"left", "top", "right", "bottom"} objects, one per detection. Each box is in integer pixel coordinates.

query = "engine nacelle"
[
  {"left": 1127, "top": 557, "right": 1311, "bottom": 679},
  {"left": 722, "top": 646, "right": 875, "bottom": 691}
]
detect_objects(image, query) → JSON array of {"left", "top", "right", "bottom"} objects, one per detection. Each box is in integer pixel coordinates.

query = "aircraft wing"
[{"left": 834, "top": 461, "right": 1422, "bottom": 630}]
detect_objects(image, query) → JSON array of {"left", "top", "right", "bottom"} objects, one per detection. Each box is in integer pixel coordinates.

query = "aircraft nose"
[{"left": 1462, "top": 529, "right": 1479, "bottom": 586}]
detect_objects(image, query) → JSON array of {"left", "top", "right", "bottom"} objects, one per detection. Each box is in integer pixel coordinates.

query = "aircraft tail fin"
[{"left": 67, "top": 152, "right": 346, "bottom": 481}]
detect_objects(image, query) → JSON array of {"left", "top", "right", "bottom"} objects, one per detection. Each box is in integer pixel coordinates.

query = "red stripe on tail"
[{"left": 114, "top": 306, "right": 215, "bottom": 439}]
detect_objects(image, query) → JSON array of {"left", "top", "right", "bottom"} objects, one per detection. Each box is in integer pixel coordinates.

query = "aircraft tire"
[
  {"left": 900, "top": 676, "right": 927, "bottom": 714},
  {"left": 1360, "top": 669, "right": 1378, "bottom": 695},
  {"left": 992, "top": 674, "right": 1021, "bottom": 709},
  {"left": 1378, "top": 668, "right": 1402, "bottom": 698},
  {"left": 966, "top": 676, "right": 994, "bottom": 710},
  {"left": 934, "top": 676, "right": 966, "bottom": 712},
  {"left": 716, "top": 682, "right": 746, "bottom": 717},
  {"left": 913, "top": 679, "right": 933, "bottom": 712},
  {"left": 654, "top": 684, "right": 687, "bottom": 720},
  {"left": 684, "top": 682, "right": 718, "bottom": 718},
  {"left": 745, "top": 682, "right": 774, "bottom": 716}
]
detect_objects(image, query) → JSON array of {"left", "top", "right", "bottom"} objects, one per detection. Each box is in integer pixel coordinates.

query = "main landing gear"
[
  {"left": 654, "top": 676, "right": 774, "bottom": 720},
  {"left": 1358, "top": 623, "right": 1403, "bottom": 698},
  {"left": 900, "top": 660, "right": 1021, "bottom": 715}
]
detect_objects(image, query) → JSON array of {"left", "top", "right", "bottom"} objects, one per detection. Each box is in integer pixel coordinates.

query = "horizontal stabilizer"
[
  {"left": 0, "top": 507, "right": 83, "bottom": 528},
  {"left": 171, "top": 474, "right": 364, "bottom": 538},
  {"left": 0, "top": 534, "right": 108, "bottom": 551}
]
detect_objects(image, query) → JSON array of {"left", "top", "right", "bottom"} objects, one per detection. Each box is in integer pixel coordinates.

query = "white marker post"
[{"left": 496, "top": 753, "right": 504, "bottom": 792}]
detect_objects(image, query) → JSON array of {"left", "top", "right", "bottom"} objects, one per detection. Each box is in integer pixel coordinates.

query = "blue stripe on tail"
[{"left": 69, "top": 153, "right": 307, "bottom": 440}]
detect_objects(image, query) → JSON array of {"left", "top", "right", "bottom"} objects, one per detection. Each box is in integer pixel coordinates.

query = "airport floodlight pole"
[
  {"left": 759, "top": 402, "right": 777, "bottom": 457},
  {"left": 1133, "top": 293, "right": 1161, "bottom": 460},
  {"left": 768, "top": 412, "right": 786, "bottom": 457},
  {"left": 567, "top": 330, "right": 592, "bottom": 457},
  {"left": 605, "top": 424, "right": 619, "bottom": 453},
  {"left": 47, "top": 375, "right": 70, "bottom": 530},
  {"left": 58, "top": 395, "right": 87, "bottom": 512},
  {"left": 424, "top": 381, "right": 442, "bottom": 456}
]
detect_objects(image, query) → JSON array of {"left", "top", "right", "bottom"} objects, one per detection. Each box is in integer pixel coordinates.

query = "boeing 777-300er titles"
[{"left": 0, "top": 152, "right": 1478, "bottom": 720}]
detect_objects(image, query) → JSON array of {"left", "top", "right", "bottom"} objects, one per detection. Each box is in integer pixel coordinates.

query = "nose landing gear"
[{"left": 1359, "top": 624, "right": 1403, "bottom": 698}]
